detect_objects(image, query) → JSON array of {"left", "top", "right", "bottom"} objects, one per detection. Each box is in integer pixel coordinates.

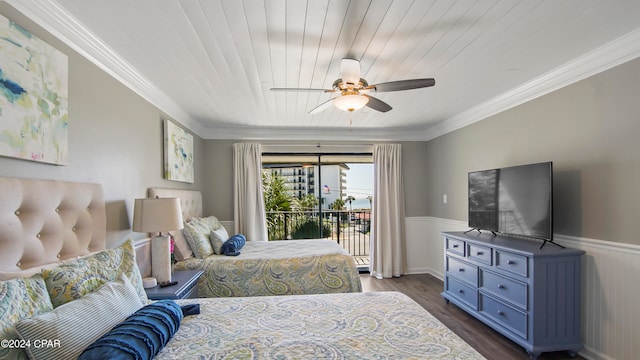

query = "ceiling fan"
[{"left": 271, "top": 58, "right": 435, "bottom": 114}]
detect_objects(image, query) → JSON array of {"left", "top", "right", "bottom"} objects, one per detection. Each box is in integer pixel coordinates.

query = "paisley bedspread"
[
  {"left": 173, "top": 239, "right": 363, "bottom": 297},
  {"left": 156, "top": 291, "right": 486, "bottom": 359}
]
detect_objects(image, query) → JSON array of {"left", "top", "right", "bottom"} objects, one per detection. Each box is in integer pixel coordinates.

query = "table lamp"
[{"left": 133, "top": 197, "right": 183, "bottom": 284}]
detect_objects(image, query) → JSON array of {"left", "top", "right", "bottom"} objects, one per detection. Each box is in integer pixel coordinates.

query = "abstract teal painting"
[
  {"left": 164, "top": 119, "right": 194, "bottom": 183},
  {"left": 0, "top": 14, "right": 68, "bottom": 165}
]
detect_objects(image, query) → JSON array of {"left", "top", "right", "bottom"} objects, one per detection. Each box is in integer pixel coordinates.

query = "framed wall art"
[
  {"left": 0, "top": 13, "right": 69, "bottom": 165},
  {"left": 163, "top": 119, "right": 194, "bottom": 183}
]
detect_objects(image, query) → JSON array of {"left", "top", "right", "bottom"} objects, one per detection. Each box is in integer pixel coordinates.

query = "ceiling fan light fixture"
[{"left": 333, "top": 94, "right": 369, "bottom": 112}]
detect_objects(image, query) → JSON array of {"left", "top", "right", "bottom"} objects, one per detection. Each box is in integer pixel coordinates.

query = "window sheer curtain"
[
  {"left": 370, "top": 144, "right": 406, "bottom": 278},
  {"left": 233, "top": 143, "right": 268, "bottom": 241}
]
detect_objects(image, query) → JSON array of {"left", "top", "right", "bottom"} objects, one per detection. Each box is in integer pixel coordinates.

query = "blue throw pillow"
[
  {"left": 221, "top": 234, "right": 246, "bottom": 256},
  {"left": 78, "top": 300, "right": 183, "bottom": 360}
]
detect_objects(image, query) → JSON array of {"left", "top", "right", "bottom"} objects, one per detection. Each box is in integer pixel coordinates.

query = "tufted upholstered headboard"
[
  {"left": 147, "top": 188, "right": 203, "bottom": 222},
  {"left": 0, "top": 177, "right": 106, "bottom": 279}
]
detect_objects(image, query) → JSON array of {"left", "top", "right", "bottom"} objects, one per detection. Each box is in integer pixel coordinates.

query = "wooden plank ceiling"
[{"left": 12, "top": 0, "right": 640, "bottom": 140}]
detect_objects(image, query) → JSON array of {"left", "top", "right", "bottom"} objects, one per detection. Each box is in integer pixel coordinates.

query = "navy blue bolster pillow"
[
  {"left": 78, "top": 300, "right": 184, "bottom": 360},
  {"left": 221, "top": 233, "right": 246, "bottom": 256}
]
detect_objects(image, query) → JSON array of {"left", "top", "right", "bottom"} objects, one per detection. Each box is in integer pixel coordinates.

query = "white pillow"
[
  {"left": 16, "top": 275, "right": 143, "bottom": 360},
  {"left": 210, "top": 227, "right": 230, "bottom": 255}
]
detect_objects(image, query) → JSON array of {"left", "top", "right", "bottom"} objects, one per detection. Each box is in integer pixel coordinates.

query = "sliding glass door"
[{"left": 261, "top": 152, "right": 372, "bottom": 268}]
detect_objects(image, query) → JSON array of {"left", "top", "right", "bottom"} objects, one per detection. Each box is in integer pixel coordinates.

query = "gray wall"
[
  {"left": 202, "top": 139, "right": 235, "bottom": 221},
  {"left": 424, "top": 56, "right": 640, "bottom": 245},
  {"left": 7, "top": 1, "right": 637, "bottom": 246},
  {"left": 1, "top": 1, "right": 428, "bottom": 250},
  {"left": 400, "top": 141, "right": 429, "bottom": 217},
  {"left": 0, "top": 4, "right": 204, "bottom": 248},
  {"left": 200, "top": 140, "right": 429, "bottom": 221}
]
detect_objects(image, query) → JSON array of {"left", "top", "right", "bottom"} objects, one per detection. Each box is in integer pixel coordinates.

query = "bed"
[
  {"left": 0, "top": 177, "right": 485, "bottom": 359},
  {"left": 147, "top": 187, "right": 362, "bottom": 297},
  {"left": 155, "top": 291, "right": 484, "bottom": 359}
]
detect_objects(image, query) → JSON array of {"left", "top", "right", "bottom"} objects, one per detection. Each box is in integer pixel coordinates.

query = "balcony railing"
[{"left": 265, "top": 210, "right": 371, "bottom": 261}]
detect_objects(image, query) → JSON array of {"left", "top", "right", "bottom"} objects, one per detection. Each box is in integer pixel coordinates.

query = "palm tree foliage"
[
  {"left": 298, "top": 193, "right": 318, "bottom": 210},
  {"left": 346, "top": 195, "right": 356, "bottom": 210},
  {"left": 330, "top": 198, "right": 346, "bottom": 210},
  {"left": 262, "top": 171, "right": 296, "bottom": 212},
  {"left": 263, "top": 171, "right": 335, "bottom": 240},
  {"left": 263, "top": 172, "right": 297, "bottom": 240}
]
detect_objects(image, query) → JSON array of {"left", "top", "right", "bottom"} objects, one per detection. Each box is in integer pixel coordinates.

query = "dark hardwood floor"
[{"left": 360, "top": 273, "right": 584, "bottom": 360}]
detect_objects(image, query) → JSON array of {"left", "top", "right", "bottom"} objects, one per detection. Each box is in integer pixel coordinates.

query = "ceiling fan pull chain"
[{"left": 349, "top": 111, "right": 353, "bottom": 131}]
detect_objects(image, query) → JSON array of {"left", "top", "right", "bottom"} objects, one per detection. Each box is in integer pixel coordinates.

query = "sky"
[{"left": 345, "top": 163, "right": 373, "bottom": 202}]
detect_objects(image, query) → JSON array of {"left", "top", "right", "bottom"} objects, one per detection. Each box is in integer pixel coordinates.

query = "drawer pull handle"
[
  {"left": 507, "top": 260, "right": 515, "bottom": 265},
  {"left": 497, "top": 310, "right": 505, "bottom": 316},
  {"left": 458, "top": 268, "right": 465, "bottom": 272},
  {"left": 458, "top": 289, "right": 464, "bottom": 294},
  {"left": 476, "top": 251, "right": 483, "bottom": 255},
  {"left": 498, "top": 284, "right": 505, "bottom": 289},
  {"left": 452, "top": 244, "right": 459, "bottom": 248}
]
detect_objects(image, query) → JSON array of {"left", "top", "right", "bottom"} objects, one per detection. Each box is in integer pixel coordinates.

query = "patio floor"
[{"left": 353, "top": 255, "right": 369, "bottom": 266}]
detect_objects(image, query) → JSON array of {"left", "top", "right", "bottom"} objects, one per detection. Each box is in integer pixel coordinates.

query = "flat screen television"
[{"left": 467, "top": 161, "right": 557, "bottom": 247}]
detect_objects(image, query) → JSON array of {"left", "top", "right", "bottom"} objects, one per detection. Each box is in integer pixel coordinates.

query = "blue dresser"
[{"left": 441, "top": 231, "right": 584, "bottom": 360}]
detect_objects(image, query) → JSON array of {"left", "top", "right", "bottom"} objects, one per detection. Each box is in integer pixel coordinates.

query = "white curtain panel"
[
  {"left": 370, "top": 144, "right": 406, "bottom": 278},
  {"left": 233, "top": 143, "right": 268, "bottom": 241}
]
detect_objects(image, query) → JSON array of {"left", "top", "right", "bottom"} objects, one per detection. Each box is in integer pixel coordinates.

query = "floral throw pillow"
[
  {"left": 201, "top": 215, "right": 223, "bottom": 232},
  {"left": 183, "top": 218, "right": 215, "bottom": 258},
  {"left": 42, "top": 239, "right": 148, "bottom": 307},
  {"left": 182, "top": 216, "right": 223, "bottom": 258},
  {"left": 0, "top": 274, "right": 53, "bottom": 360}
]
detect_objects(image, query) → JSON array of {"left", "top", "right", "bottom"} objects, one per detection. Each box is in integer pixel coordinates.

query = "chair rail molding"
[{"left": 415, "top": 216, "right": 640, "bottom": 360}]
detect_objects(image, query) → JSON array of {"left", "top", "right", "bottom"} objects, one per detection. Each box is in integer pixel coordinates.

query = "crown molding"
[
  {"left": 424, "top": 26, "right": 640, "bottom": 141},
  {"left": 6, "top": 0, "right": 204, "bottom": 136},
  {"left": 8, "top": 0, "right": 422, "bottom": 141},
  {"left": 10, "top": 1, "right": 640, "bottom": 142},
  {"left": 197, "top": 125, "right": 429, "bottom": 141}
]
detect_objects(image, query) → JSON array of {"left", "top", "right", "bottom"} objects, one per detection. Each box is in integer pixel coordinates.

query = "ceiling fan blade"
[
  {"left": 340, "top": 58, "right": 361, "bottom": 86},
  {"left": 364, "top": 95, "right": 392, "bottom": 112},
  {"left": 371, "top": 78, "right": 435, "bottom": 92},
  {"left": 270, "top": 87, "right": 335, "bottom": 92},
  {"left": 309, "top": 97, "right": 337, "bottom": 115}
]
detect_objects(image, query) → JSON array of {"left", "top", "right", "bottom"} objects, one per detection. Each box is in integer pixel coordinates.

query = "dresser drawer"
[
  {"left": 480, "top": 269, "right": 527, "bottom": 309},
  {"left": 446, "top": 276, "right": 478, "bottom": 310},
  {"left": 446, "top": 237, "right": 465, "bottom": 256},
  {"left": 446, "top": 256, "right": 478, "bottom": 286},
  {"left": 480, "top": 294, "right": 528, "bottom": 339},
  {"left": 496, "top": 250, "right": 528, "bottom": 277},
  {"left": 468, "top": 243, "right": 492, "bottom": 265}
]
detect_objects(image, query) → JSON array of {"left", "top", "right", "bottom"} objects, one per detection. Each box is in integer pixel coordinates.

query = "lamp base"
[
  {"left": 142, "top": 277, "right": 158, "bottom": 289},
  {"left": 151, "top": 235, "right": 172, "bottom": 284}
]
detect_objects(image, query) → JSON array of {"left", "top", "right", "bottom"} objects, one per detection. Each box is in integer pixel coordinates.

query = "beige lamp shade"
[
  {"left": 132, "top": 198, "right": 184, "bottom": 233},
  {"left": 132, "top": 197, "right": 183, "bottom": 284}
]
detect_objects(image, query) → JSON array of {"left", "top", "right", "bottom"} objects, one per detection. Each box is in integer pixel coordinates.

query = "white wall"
[{"left": 407, "top": 216, "right": 640, "bottom": 360}]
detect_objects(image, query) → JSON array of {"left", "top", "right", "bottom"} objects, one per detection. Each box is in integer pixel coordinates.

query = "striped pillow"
[
  {"left": 78, "top": 300, "right": 183, "bottom": 360},
  {"left": 15, "top": 275, "right": 143, "bottom": 360}
]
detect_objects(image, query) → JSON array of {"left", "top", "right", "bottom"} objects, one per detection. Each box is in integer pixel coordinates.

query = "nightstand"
[{"left": 145, "top": 270, "right": 204, "bottom": 300}]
